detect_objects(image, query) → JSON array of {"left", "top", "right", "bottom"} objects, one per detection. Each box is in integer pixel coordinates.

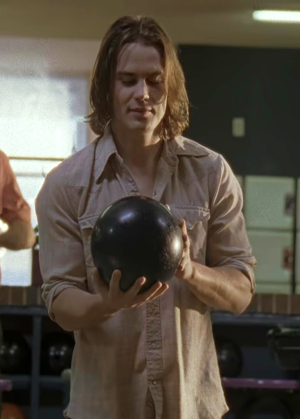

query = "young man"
[{"left": 36, "top": 16, "right": 257, "bottom": 419}]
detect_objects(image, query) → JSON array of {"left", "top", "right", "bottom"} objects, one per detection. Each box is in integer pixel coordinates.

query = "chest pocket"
[
  {"left": 169, "top": 205, "right": 210, "bottom": 262},
  {"left": 78, "top": 205, "right": 210, "bottom": 273}
]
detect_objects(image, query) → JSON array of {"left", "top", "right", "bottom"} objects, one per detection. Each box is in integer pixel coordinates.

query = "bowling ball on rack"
[
  {"left": 0, "top": 330, "right": 31, "bottom": 374},
  {"left": 91, "top": 196, "right": 184, "bottom": 292},
  {"left": 215, "top": 338, "right": 243, "bottom": 378},
  {"left": 41, "top": 332, "right": 74, "bottom": 376},
  {"left": 235, "top": 396, "right": 293, "bottom": 419}
]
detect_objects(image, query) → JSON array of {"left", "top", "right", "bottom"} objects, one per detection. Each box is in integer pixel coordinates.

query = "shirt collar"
[
  {"left": 94, "top": 125, "right": 119, "bottom": 182},
  {"left": 167, "top": 135, "right": 210, "bottom": 158},
  {"left": 94, "top": 126, "right": 210, "bottom": 182}
]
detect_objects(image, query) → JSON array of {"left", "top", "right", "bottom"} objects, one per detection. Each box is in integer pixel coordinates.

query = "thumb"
[
  {"left": 90, "top": 268, "right": 106, "bottom": 294},
  {"left": 92, "top": 268, "right": 101, "bottom": 279}
]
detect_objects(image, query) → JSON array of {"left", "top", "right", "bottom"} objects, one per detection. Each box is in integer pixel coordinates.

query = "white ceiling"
[{"left": 1, "top": 0, "right": 300, "bottom": 48}]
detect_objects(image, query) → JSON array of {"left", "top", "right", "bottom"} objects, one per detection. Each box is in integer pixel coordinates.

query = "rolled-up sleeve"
[
  {"left": 35, "top": 169, "right": 87, "bottom": 320},
  {"left": 0, "top": 151, "right": 31, "bottom": 224},
  {"left": 206, "top": 155, "right": 257, "bottom": 292}
]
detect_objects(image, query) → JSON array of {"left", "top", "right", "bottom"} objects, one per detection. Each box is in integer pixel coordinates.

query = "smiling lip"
[{"left": 130, "top": 108, "right": 153, "bottom": 113}]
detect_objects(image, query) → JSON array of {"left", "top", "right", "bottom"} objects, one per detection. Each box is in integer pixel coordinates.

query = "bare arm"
[
  {"left": 180, "top": 262, "right": 252, "bottom": 314},
  {"left": 51, "top": 269, "right": 168, "bottom": 332},
  {"left": 174, "top": 156, "right": 256, "bottom": 315},
  {"left": 0, "top": 150, "right": 35, "bottom": 250},
  {"left": 175, "top": 219, "right": 253, "bottom": 315},
  {"left": 0, "top": 219, "right": 36, "bottom": 250},
  {"left": 51, "top": 287, "right": 112, "bottom": 332}
]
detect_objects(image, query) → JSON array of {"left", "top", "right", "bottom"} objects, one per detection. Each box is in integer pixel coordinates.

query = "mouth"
[{"left": 129, "top": 107, "right": 153, "bottom": 114}]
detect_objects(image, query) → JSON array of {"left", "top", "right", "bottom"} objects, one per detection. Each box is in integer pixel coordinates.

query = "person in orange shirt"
[
  {"left": 0, "top": 149, "right": 35, "bottom": 410},
  {"left": 0, "top": 149, "right": 36, "bottom": 281},
  {"left": 0, "top": 150, "right": 35, "bottom": 284}
]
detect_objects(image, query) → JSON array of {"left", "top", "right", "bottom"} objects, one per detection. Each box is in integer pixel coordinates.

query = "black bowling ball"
[
  {"left": 0, "top": 331, "right": 31, "bottom": 374},
  {"left": 91, "top": 196, "right": 184, "bottom": 292},
  {"left": 41, "top": 332, "right": 74, "bottom": 375},
  {"left": 236, "top": 396, "right": 293, "bottom": 419},
  {"left": 216, "top": 338, "right": 243, "bottom": 378},
  {"left": 267, "top": 326, "right": 300, "bottom": 370}
]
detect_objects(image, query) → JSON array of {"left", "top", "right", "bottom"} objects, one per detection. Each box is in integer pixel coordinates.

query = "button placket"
[
  {"left": 145, "top": 298, "right": 163, "bottom": 419},
  {"left": 114, "top": 156, "right": 139, "bottom": 197},
  {"left": 151, "top": 155, "right": 177, "bottom": 202}
]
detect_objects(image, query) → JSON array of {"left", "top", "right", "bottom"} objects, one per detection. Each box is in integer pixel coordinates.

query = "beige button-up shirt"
[{"left": 36, "top": 128, "right": 256, "bottom": 419}]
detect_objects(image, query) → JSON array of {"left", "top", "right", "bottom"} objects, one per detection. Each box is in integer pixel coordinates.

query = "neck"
[{"left": 111, "top": 122, "right": 163, "bottom": 171}]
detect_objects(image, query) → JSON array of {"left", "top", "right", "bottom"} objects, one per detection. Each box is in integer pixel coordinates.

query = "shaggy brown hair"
[{"left": 85, "top": 15, "right": 189, "bottom": 140}]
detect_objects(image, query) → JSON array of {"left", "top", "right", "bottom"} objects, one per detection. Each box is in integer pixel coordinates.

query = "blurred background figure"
[
  {"left": 0, "top": 149, "right": 35, "bottom": 412},
  {"left": 0, "top": 149, "right": 35, "bottom": 259}
]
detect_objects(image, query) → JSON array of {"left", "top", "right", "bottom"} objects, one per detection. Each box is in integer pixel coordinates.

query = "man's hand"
[
  {"left": 91, "top": 268, "right": 169, "bottom": 316},
  {"left": 173, "top": 220, "right": 253, "bottom": 314},
  {"left": 175, "top": 219, "right": 195, "bottom": 281}
]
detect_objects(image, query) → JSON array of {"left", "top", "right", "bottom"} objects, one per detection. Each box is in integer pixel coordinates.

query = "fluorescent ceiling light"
[{"left": 253, "top": 10, "right": 300, "bottom": 22}]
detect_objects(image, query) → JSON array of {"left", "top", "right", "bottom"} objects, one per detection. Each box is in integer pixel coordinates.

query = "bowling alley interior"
[{"left": 1, "top": 1, "right": 300, "bottom": 418}]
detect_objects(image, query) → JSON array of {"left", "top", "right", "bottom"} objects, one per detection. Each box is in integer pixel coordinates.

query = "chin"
[{"left": 128, "top": 120, "right": 155, "bottom": 132}]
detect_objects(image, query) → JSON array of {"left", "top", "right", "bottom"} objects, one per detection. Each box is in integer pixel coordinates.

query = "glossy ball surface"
[{"left": 91, "top": 196, "right": 184, "bottom": 292}]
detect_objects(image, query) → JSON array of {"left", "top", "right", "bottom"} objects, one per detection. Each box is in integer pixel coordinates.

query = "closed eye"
[
  {"left": 121, "top": 79, "right": 136, "bottom": 86},
  {"left": 148, "top": 79, "right": 162, "bottom": 85},
  {"left": 121, "top": 79, "right": 161, "bottom": 86},
  {"left": 119, "top": 77, "right": 164, "bottom": 87}
]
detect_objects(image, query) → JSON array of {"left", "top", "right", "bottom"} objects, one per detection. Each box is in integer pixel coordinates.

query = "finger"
[
  {"left": 181, "top": 219, "right": 188, "bottom": 235},
  {"left": 92, "top": 268, "right": 101, "bottom": 281},
  {"left": 178, "top": 262, "right": 185, "bottom": 272},
  {"left": 90, "top": 269, "right": 107, "bottom": 294},
  {"left": 125, "top": 276, "right": 147, "bottom": 299},
  {"left": 109, "top": 270, "right": 122, "bottom": 296},
  {"left": 130, "top": 283, "right": 169, "bottom": 308},
  {"left": 91, "top": 268, "right": 108, "bottom": 288},
  {"left": 145, "top": 283, "right": 169, "bottom": 302},
  {"left": 134, "top": 281, "right": 163, "bottom": 304},
  {"left": 183, "top": 234, "right": 189, "bottom": 244}
]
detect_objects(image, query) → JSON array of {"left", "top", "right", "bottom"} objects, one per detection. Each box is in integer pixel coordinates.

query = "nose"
[{"left": 135, "top": 79, "right": 149, "bottom": 102}]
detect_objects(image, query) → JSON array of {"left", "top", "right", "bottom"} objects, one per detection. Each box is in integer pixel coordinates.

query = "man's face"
[{"left": 112, "top": 42, "right": 167, "bottom": 135}]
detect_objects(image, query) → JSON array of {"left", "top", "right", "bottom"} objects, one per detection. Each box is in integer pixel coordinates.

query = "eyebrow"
[{"left": 116, "top": 71, "right": 164, "bottom": 77}]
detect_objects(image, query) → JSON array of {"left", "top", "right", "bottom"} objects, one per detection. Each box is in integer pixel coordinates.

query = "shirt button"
[
  {"left": 152, "top": 380, "right": 157, "bottom": 386},
  {"left": 152, "top": 190, "right": 157, "bottom": 197}
]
